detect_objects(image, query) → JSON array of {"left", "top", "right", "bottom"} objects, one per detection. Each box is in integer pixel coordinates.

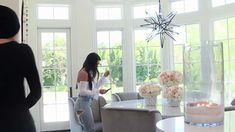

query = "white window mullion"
[
  {"left": 161, "top": 0, "right": 173, "bottom": 70},
  {"left": 161, "top": 39, "right": 174, "bottom": 70},
  {"left": 123, "top": 1, "right": 136, "bottom": 92}
]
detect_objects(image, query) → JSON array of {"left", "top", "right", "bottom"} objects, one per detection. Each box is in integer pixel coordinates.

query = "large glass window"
[
  {"left": 173, "top": 24, "right": 200, "bottom": 73},
  {"left": 94, "top": 1, "right": 235, "bottom": 106},
  {"left": 170, "top": 0, "right": 198, "bottom": 13},
  {"left": 134, "top": 29, "right": 161, "bottom": 91},
  {"left": 212, "top": 0, "right": 235, "bottom": 7},
  {"left": 39, "top": 30, "right": 69, "bottom": 123},
  {"left": 214, "top": 18, "right": 235, "bottom": 104},
  {"left": 96, "top": 7, "right": 122, "bottom": 20},
  {"left": 97, "top": 30, "right": 123, "bottom": 101},
  {"left": 38, "top": 5, "right": 69, "bottom": 20},
  {"left": 133, "top": 4, "right": 158, "bottom": 19}
]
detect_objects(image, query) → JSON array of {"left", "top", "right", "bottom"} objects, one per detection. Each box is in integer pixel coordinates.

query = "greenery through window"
[
  {"left": 134, "top": 29, "right": 161, "bottom": 91},
  {"left": 173, "top": 24, "right": 200, "bottom": 91},
  {"left": 94, "top": 1, "right": 235, "bottom": 106},
  {"left": 41, "top": 32, "right": 69, "bottom": 122},
  {"left": 173, "top": 24, "right": 200, "bottom": 73},
  {"left": 97, "top": 31, "right": 123, "bottom": 101},
  {"left": 214, "top": 18, "right": 235, "bottom": 104}
]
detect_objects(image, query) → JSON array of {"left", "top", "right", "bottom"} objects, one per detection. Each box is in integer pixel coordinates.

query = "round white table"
[
  {"left": 156, "top": 111, "right": 235, "bottom": 132},
  {"left": 105, "top": 99, "right": 184, "bottom": 118}
]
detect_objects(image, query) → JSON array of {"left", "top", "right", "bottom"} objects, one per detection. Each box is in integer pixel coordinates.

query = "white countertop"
[
  {"left": 156, "top": 111, "right": 235, "bottom": 132},
  {"left": 104, "top": 99, "right": 184, "bottom": 118}
]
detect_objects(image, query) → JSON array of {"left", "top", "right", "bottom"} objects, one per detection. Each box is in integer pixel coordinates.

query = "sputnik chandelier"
[{"left": 140, "top": 0, "right": 179, "bottom": 48}]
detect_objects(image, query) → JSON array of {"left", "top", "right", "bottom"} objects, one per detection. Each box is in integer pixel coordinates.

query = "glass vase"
[
  {"left": 167, "top": 98, "right": 181, "bottom": 107},
  {"left": 163, "top": 86, "right": 183, "bottom": 107},
  {"left": 144, "top": 96, "right": 157, "bottom": 106},
  {"left": 183, "top": 42, "right": 224, "bottom": 127}
]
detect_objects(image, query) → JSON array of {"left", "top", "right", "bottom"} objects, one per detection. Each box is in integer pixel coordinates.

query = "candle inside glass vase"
[
  {"left": 185, "top": 101, "right": 224, "bottom": 126},
  {"left": 183, "top": 42, "right": 224, "bottom": 127}
]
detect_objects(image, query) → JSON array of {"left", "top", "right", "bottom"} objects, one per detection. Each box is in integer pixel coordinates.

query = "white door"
[{"left": 38, "top": 29, "right": 71, "bottom": 131}]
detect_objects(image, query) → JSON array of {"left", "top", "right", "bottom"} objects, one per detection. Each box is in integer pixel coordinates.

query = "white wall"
[
  {"left": 0, "top": 0, "right": 22, "bottom": 41},
  {"left": 71, "top": 0, "right": 95, "bottom": 97},
  {"left": 0, "top": 0, "right": 21, "bottom": 19}
]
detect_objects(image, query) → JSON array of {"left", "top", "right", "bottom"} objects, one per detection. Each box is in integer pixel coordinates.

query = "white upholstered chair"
[
  {"left": 68, "top": 96, "right": 106, "bottom": 132},
  {"left": 101, "top": 107, "right": 162, "bottom": 132},
  {"left": 225, "top": 98, "right": 235, "bottom": 111},
  {"left": 112, "top": 92, "right": 144, "bottom": 102}
]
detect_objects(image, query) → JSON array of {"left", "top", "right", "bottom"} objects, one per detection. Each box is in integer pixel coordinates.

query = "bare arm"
[{"left": 77, "top": 69, "right": 99, "bottom": 96}]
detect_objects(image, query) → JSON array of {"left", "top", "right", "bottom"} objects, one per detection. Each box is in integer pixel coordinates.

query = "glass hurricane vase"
[{"left": 183, "top": 42, "right": 224, "bottom": 127}]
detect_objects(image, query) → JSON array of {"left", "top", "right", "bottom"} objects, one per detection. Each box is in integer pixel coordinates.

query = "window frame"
[
  {"left": 37, "top": 4, "right": 70, "bottom": 20},
  {"left": 93, "top": 0, "right": 235, "bottom": 105},
  {"left": 95, "top": 5, "right": 123, "bottom": 20}
]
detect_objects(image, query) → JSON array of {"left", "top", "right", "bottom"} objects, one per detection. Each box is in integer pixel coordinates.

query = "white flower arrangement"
[
  {"left": 163, "top": 86, "right": 183, "bottom": 101},
  {"left": 138, "top": 83, "right": 161, "bottom": 98},
  {"left": 158, "top": 70, "right": 183, "bottom": 87}
]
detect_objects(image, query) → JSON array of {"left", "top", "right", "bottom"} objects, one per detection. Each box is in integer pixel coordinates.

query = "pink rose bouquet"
[
  {"left": 158, "top": 70, "right": 183, "bottom": 87},
  {"left": 138, "top": 83, "right": 161, "bottom": 98},
  {"left": 163, "top": 85, "right": 183, "bottom": 101}
]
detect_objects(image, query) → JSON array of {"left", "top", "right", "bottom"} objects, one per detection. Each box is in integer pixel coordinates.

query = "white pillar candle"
[{"left": 185, "top": 101, "right": 224, "bottom": 123}]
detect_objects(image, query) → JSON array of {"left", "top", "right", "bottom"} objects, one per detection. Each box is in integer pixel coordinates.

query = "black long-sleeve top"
[{"left": 0, "top": 41, "right": 41, "bottom": 109}]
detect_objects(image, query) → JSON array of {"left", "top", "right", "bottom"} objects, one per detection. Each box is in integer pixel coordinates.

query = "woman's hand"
[
  {"left": 104, "top": 70, "right": 110, "bottom": 77},
  {"left": 99, "top": 88, "right": 109, "bottom": 94}
]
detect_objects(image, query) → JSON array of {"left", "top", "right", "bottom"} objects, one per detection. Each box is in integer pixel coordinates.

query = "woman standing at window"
[{"left": 75, "top": 52, "right": 109, "bottom": 132}]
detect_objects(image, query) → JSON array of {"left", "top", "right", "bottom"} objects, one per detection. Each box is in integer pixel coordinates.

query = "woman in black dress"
[{"left": 0, "top": 5, "right": 41, "bottom": 132}]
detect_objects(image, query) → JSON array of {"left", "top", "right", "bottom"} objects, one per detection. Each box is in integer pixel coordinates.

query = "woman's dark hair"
[
  {"left": 82, "top": 52, "right": 101, "bottom": 90},
  {"left": 0, "top": 5, "right": 20, "bottom": 38}
]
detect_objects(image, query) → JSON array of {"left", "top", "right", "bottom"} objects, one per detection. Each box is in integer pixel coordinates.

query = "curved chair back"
[
  {"left": 225, "top": 99, "right": 235, "bottom": 111},
  {"left": 101, "top": 107, "right": 162, "bottom": 132},
  {"left": 231, "top": 99, "right": 235, "bottom": 106},
  {"left": 68, "top": 97, "right": 83, "bottom": 132},
  {"left": 68, "top": 96, "right": 107, "bottom": 132},
  {"left": 112, "top": 92, "right": 143, "bottom": 102}
]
